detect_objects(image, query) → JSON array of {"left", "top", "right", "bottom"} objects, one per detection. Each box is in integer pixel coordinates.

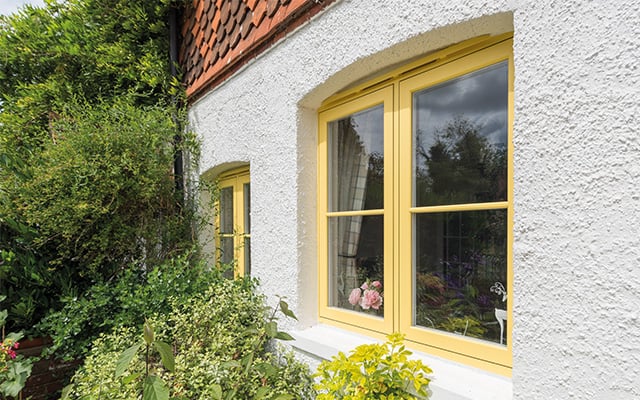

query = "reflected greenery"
[
  {"left": 415, "top": 115, "right": 507, "bottom": 206},
  {"left": 413, "top": 118, "right": 508, "bottom": 344}
]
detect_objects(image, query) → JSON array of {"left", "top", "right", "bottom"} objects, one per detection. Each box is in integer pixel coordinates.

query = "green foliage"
[
  {"left": 14, "top": 99, "right": 188, "bottom": 277},
  {"left": 113, "top": 321, "right": 175, "bottom": 400},
  {"left": 0, "top": 296, "right": 33, "bottom": 399},
  {"left": 0, "top": 0, "right": 197, "bottom": 335},
  {"left": 314, "top": 333, "right": 432, "bottom": 400},
  {"left": 62, "top": 275, "right": 315, "bottom": 400},
  {"left": 436, "top": 316, "right": 486, "bottom": 339},
  {"left": 39, "top": 251, "right": 220, "bottom": 360}
]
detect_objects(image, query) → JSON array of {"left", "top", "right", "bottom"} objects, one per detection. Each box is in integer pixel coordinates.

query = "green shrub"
[
  {"left": 63, "top": 275, "right": 314, "bottom": 400},
  {"left": 314, "top": 333, "right": 432, "bottom": 400},
  {"left": 0, "top": 0, "right": 196, "bottom": 335},
  {"left": 39, "top": 251, "right": 220, "bottom": 360}
]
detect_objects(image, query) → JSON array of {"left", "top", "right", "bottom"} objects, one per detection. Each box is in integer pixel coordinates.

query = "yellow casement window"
[
  {"left": 217, "top": 168, "right": 251, "bottom": 277},
  {"left": 318, "top": 35, "right": 513, "bottom": 374}
]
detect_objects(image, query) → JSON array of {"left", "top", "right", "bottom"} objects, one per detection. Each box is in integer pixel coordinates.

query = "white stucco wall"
[{"left": 188, "top": 0, "right": 640, "bottom": 398}]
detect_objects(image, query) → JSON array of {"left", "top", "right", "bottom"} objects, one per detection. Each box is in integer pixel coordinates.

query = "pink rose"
[
  {"left": 360, "top": 289, "right": 383, "bottom": 310},
  {"left": 348, "top": 288, "right": 362, "bottom": 306},
  {"left": 360, "top": 282, "right": 369, "bottom": 290},
  {"left": 371, "top": 280, "right": 382, "bottom": 289}
]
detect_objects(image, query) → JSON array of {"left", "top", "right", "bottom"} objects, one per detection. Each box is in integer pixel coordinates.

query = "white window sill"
[{"left": 290, "top": 324, "right": 512, "bottom": 400}]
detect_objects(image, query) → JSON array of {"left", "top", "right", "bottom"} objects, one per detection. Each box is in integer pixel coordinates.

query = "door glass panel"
[
  {"left": 413, "top": 61, "right": 508, "bottom": 207},
  {"left": 328, "top": 105, "right": 384, "bottom": 212},
  {"left": 414, "top": 210, "right": 507, "bottom": 344},
  {"left": 328, "top": 215, "right": 384, "bottom": 316}
]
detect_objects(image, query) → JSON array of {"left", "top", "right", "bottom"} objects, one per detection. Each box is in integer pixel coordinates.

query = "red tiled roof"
[{"left": 180, "top": 0, "right": 335, "bottom": 100}]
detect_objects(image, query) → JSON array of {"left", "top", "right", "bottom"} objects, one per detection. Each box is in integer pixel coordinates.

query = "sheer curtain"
[{"left": 329, "top": 116, "right": 374, "bottom": 306}]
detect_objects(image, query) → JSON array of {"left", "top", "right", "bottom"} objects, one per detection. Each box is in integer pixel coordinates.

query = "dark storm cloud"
[{"left": 414, "top": 61, "right": 509, "bottom": 148}]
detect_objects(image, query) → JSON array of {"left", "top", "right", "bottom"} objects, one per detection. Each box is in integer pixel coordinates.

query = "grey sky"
[{"left": 0, "top": 0, "right": 46, "bottom": 16}]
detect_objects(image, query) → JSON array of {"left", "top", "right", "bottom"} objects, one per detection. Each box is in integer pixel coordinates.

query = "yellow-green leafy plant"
[
  {"left": 314, "top": 333, "right": 432, "bottom": 399},
  {"left": 112, "top": 320, "right": 175, "bottom": 400}
]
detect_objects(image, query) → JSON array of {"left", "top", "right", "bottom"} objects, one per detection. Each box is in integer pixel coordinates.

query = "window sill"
[{"left": 290, "top": 324, "right": 512, "bottom": 400}]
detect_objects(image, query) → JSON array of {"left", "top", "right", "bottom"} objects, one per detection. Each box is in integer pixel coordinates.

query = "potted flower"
[{"left": 348, "top": 279, "right": 383, "bottom": 312}]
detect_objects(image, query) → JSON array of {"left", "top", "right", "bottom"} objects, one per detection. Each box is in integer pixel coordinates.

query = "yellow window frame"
[
  {"left": 317, "top": 35, "right": 514, "bottom": 375},
  {"left": 216, "top": 167, "right": 251, "bottom": 277}
]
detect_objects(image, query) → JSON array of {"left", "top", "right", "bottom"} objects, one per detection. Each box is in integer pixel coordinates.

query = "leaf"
[
  {"left": 143, "top": 375, "right": 169, "bottom": 400},
  {"left": 254, "top": 386, "right": 270, "bottom": 399},
  {"left": 275, "top": 331, "right": 294, "bottom": 341},
  {"left": 221, "top": 360, "right": 241, "bottom": 369},
  {"left": 254, "top": 362, "right": 278, "bottom": 378},
  {"left": 122, "top": 372, "right": 141, "bottom": 384},
  {"left": 115, "top": 342, "right": 142, "bottom": 378},
  {"left": 0, "top": 361, "right": 32, "bottom": 397},
  {"left": 208, "top": 383, "right": 222, "bottom": 400},
  {"left": 242, "top": 352, "right": 254, "bottom": 375},
  {"left": 153, "top": 341, "right": 175, "bottom": 372},
  {"left": 5, "top": 331, "right": 23, "bottom": 343},
  {"left": 265, "top": 321, "right": 277, "bottom": 338},
  {"left": 279, "top": 300, "right": 298, "bottom": 320},
  {"left": 144, "top": 321, "right": 155, "bottom": 345},
  {"left": 60, "top": 384, "right": 72, "bottom": 400},
  {"left": 273, "top": 395, "right": 295, "bottom": 400}
]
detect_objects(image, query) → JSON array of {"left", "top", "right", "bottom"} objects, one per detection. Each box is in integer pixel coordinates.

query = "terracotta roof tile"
[
  {"left": 240, "top": 10, "right": 253, "bottom": 39},
  {"left": 252, "top": 1, "right": 267, "bottom": 26},
  {"left": 230, "top": 0, "right": 241, "bottom": 16},
  {"left": 219, "top": 39, "right": 230, "bottom": 58},
  {"left": 206, "top": 3, "right": 215, "bottom": 20},
  {"left": 211, "top": 9, "right": 221, "bottom": 31},
  {"left": 181, "top": 0, "right": 337, "bottom": 99},
  {"left": 266, "top": 0, "right": 280, "bottom": 18},
  {"left": 220, "top": 0, "right": 230, "bottom": 25}
]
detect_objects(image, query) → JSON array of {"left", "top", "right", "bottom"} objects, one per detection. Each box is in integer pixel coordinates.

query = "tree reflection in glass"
[
  {"left": 412, "top": 61, "right": 509, "bottom": 344},
  {"left": 413, "top": 62, "right": 508, "bottom": 207}
]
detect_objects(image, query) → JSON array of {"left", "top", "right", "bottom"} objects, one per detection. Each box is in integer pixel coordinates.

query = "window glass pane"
[
  {"left": 220, "top": 236, "right": 235, "bottom": 279},
  {"left": 244, "top": 237, "right": 251, "bottom": 276},
  {"left": 413, "top": 61, "right": 508, "bottom": 206},
  {"left": 328, "top": 105, "right": 384, "bottom": 212},
  {"left": 220, "top": 186, "right": 234, "bottom": 234},
  {"left": 414, "top": 210, "right": 507, "bottom": 345},
  {"left": 244, "top": 183, "right": 250, "bottom": 233},
  {"left": 328, "top": 215, "right": 384, "bottom": 316}
]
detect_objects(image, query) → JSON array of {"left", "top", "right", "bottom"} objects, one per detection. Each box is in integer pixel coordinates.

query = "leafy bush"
[
  {"left": 39, "top": 251, "right": 220, "bottom": 360},
  {"left": 63, "top": 275, "right": 315, "bottom": 399},
  {"left": 0, "top": 0, "right": 197, "bottom": 335},
  {"left": 314, "top": 333, "right": 432, "bottom": 400}
]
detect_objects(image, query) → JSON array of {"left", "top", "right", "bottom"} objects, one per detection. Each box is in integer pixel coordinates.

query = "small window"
[
  {"left": 217, "top": 168, "right": 250, "bottom": 277},
  {"left": 318, "top": 35, "right": 513, "bottom": 374}
]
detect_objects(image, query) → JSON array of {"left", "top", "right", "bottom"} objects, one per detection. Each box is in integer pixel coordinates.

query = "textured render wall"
[
  {"left": 512, "top": 0, "right": 640, "bottom": 399},
  {"left": 188, "top": 0, "right": 640, "bottom": 398}
]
